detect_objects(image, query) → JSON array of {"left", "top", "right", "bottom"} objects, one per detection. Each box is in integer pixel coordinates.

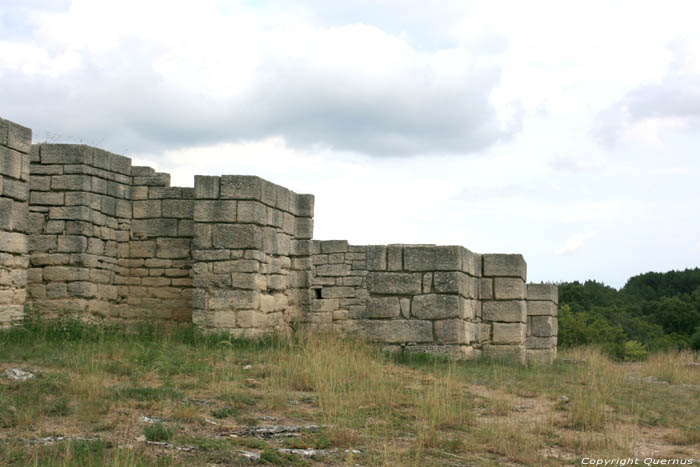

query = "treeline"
[{"left": 557, "top": 268, "right": 700, "bottom": 359}]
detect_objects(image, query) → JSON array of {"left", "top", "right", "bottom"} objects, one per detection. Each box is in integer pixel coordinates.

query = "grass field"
[{"left": 0, "top": 318, "right": 698, "bottom": 466}]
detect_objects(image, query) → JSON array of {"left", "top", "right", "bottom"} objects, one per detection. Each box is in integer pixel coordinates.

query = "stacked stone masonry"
[{"left": 0, "top": 116, "right": 557, "bottom": 363}]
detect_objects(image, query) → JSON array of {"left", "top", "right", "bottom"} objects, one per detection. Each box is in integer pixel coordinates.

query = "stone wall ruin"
[{"left": 0, "top": 116, "right": 557, "bottom": 363}]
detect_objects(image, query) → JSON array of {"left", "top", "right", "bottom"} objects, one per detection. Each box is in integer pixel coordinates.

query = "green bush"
[{"left": 623, "top": 340, "right": 648, "bottom": 361}]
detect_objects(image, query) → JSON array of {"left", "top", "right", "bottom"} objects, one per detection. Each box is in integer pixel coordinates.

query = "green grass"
[{"left": 0, "top": 316, "right": 698, "bottom": 466}]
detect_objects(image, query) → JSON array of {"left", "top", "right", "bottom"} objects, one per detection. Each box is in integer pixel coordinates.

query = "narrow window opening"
[{"left": 314, "top": 288, "right": 322, "bottom": 299}]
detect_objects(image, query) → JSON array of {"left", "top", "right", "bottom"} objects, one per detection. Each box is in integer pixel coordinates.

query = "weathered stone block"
[
  {"left": 0, "top": 232, "right": 27, "bottom": 254},
  {"left": 312, "top": 299, "right": 340, "bottom": 312},
  {"left": 0, "top": 147, "right": 23, "bottom": 178},
  {"left": 295, "top": 218, "right": 313, "bottom": 239},
  {"left": 434, "top": 319, "right": 476, "bottom": 344},
  {"left": 483, "top": 254, "right": 526, "bottom": 280},
  {"left": 526, "top": 336, "right": 557, "bottom": 350},
  {"left": 208, "top": 290, "right": 260, "bottom": 310},
  {"left": 362, "top": 296, "right": 400, "bottom": 318},
  {"left": 296, "top": 194, "right": 314, "bottom": 217},
  {"left": 231, "top": 272, "right": 266, "bottom": 290},
  {"left": 192, "top": 200, "right": 237, "bottom": 222},
  {"left": 42, "top": 266, "right": 90, "bottom": 282},
  {"left": 366, "top": 272, "right": 422, "bottom": 295},
  {"left": 321, "top": 240, "right": 348, "bottom": 254},
  {"left": 156, "top": 238, "right": 190, "bottom": 259},
  {"left": 482, "top": 301, "right": 526, "bottom": 322},
  {"left": 527, "top": 301, "right": 557, "bottom": 316},
  {"left": 527, "top": 284, "right": 558, "bottom": 303},
  {"left": 220, "top": 175, "right": 263, "bottom": 200},
  {"left": 131, "top": 218, "right": 178, "bottom": 238},
  {"left": 366, "top": 245, "right": 386, "bottom": 271},
  {"left": 494, "top": 278, "right": 526, "bottom": 300},
  {"left": 412, "top": 294, "right": 461, "bottom": 319},
  {"left": 194, "top": 175, "right": 220, "bottom": 199},
  {"left": 404, "top": 245, "right": 462, "bottom": 271},
  {"left": 51, "top": 174, "right": 91, "bottom": 191},
  {"left": 531, "top": 316, "right": 557, "bottom": 337},
  {"left": 237, "top": 201, "right": 267, "bottom": 224},
  {"left": 356, "top": 319, "right": 433, "bottom": 344},
  {"left": 129, "top": 241, "right": 156, "bottom": 258},
  {"left": 133, "top": 200, "right": 161, "bottom": 218},
  {"left": 212, "top": 224, "right": 262, "bottom": 249},
  {"left": 212, "top": 260, "right": 259, "bottom": 273},
  {"left": 321, "top": 287, "right": 355, "bottom": 299},
  {"left": 480, "top": 278, "right": 493, "bottom": 299},
  {"left": 387, "top": 245, "right": 402, "bottom": 271},
  {"left": 315, "top": 264, "right": 351, "bottom": 276},
  {"left": 162, "top": 199, "right": 193, "bottom": 218},
  {"left": 57, "top": 235, "right": 87, "bottom": 253},
  {"left": 3, "top": 178, "right": 27, "bottom": 201},
  {"left": 492, "top": 323, "right": 526, "bottom": 344},
  {"left": 433, "top": 271, "right": 478, "bottom": 298}
]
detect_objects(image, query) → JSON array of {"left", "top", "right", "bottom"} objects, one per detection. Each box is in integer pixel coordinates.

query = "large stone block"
[
  {"left": 237, "top": 201, "right": 267, "bottom": 224},
  {"left": 434, "top": 319, "right": 476, "bottom": 344},
  {"left": 366, "top": 245, "right": 386, "bottom": 271},
  {"left": 320, "top": 240, "right": 348, "bottom": 254},
  {"left": 220, "top": 175, "right": 263, "bottom": 200},
  {"left": 360, "top": 296, "right": 400, "bottom": 318},
  {"left": 433, "top": 271, "right": 478, "bottom": 298},
  {"left": 412, "top": 294, "right": 462, "bottom": 319},
  {"left": 492, "top": 323, "right": 526, "bottom": 344},
  {"left": 193, "top": 200, "right": 237, "bottom": 222},
  {"left": 530, "top": 316, "right": 557, "bottom": 337},
  {"left": 156, "top": 238, "right": 190, "bottom": 259},
  {"left": 483, "top": 300, "right": 526, "bottom": 322},
  {"left": 3, "top": 178, "right": 27, "bottom": 201},
  {"left": 57, "top": 235, "right": 87, "bottom": 253},
  {"left": 526, "top": 336, "right": 557, "bottom": 349},
  {"left": 315, "top": 263, "right": 351, "bottom": 276},
  {"left": 482, "top": 254, "right": 526, "bottom": 280},
  {"left": 366, "top": 272, "right": 422, "bottom": 295},
  {"left": 212, "top": 224, "right": 262, "bottom": 249},
  {"left": 131, "top": 218, "right": 178, "bottom": 238},
  {"left": 42, "top": 266, "right": 90, "bottom": 282},
  {"left": 321, "top": 286, "right": 355, "bottom": 299},
  {"left": 194, "top": 175, "right": 220, "bottom": 199},
  {"left": 355, "top": 319, "right": 433, "bottom": 344},
  {"left": 527, "top": 283, "right": 558, "bottom": 303},
  {"left": 208, "top": 290, "right": 259, "bottom": 310},
  {"left": 0, "top": 147, "right": 23, "bottom": 178},
  {"left": 387, "top": 245, "right": 402, "bottom": 271},
  {"left": 129, "top": 241, "right": 156, "bottom": 258},
  {"left": 494, "top": 278, "right": 526, "bottom": 300},
  {"left": 236, "top": 310, "right": 268, "bottom": 328},
  {"left": 162, "top": 199, "right": 193, "bottom": 218},
  {"left": 404, "top": 245, "right": 463, "bottom": 271},
  {"left": 0, "top": 232, "right": 27, "bottom": 254},
  {"left": 133, "top": 200, "right": 162, "bottom": 218},
  {"left": 295, "top": 218, "right": 313, "bottom": 239},
  {"left": 527, "top": 301, "right": 558, "bottom": 316},
  {"left": 296, "top": 194, "right": 314, "bottom": 217}
]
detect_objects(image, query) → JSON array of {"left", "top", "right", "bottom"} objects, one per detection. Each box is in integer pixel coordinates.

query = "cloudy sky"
[{"left": 2, "top": 0, "right": 699, "bottom": 288}]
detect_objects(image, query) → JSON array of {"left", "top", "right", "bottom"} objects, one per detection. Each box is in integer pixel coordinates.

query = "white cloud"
[{"left": 557, "top": 232, "right": 598, "bottom": 256}]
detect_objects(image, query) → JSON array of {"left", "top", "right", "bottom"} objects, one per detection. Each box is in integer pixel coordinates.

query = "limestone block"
[
  {"left": 220, "top": 175, "right": 263, "bottom": 200},
  {"left": 267, "top": 274, "right": 287, "bottom": 291},
  {"left": 482, "top": 300, "right": 526, "bottom": 322},
  {"left": 404, "top": 344, "right": 475, "bottom": 360},
  {"left": 296, "top": 194, "right": 314, "bottom": 217},
  {"left": 434, "top": 319, "right": 476, "bottom": 344},
  {"left": 133, "top": 200, "right": 161, "bottom": 218},
  {"left": 492, "top": 323, "right": 526, "bottom": 344},
  {"left": 295, "top": 218, "right": 314, "bottom": 239},
  {"left": 387, "top": 245, "right": 402, "bottom": 271},
  {"left": 531, "top": 316, "right": 557, "bottom": 337},
  {"left": 237, "top": 201, "right": 267, "bottom": 224},
  {"left": 400, "top": 298, "right": 410, "bottom": 318},
  {"left": 131, "top": 166, "right": 155, "bottom": 177},
  {"left": 193, "top": 200, "right": 237, "bottom": 222},
  {"left": 57, "top": 235, "right": 87, "bottom": 253},
  {"left": 129, "top": 241, "right": 156, "bottom": 258},
  {"left": 0, "top": 232, "right": 27, "bottom": 254},
  {"left": 133, "top": 173, "right": 170, "bottom": 187},
  {"left": 235, "top": 309, "right": 268, "bottom": 328},
  {"left": 366, "top": 245, "right": 386, "bottom": 271},
  {"left": 321, "top": 286, "right": 355, "bottom": 299},
  {"left": 194, "top": 175, "right": 220, "bottom": 199},
  {"left": 482, "top": 254, "right": 526, "bottom": 280},
  {"left": 3, "top": 178, "right": 27, "bottom": 201},
  {"left": 321, "top": 240, "right": 348, "bottom": 254},
  {"left": 178, "top": 219, "right": 193, "bottom": 236},
  {"left": 433, "top": 271, "right": 478, "bottom": 298},
  {"left": 191, "top": 249, "right": 230, "bottom": 261},
  {"left": 366, "top": 272, "right": 422, "bottom": 295},
  {"left": 91, "top": 176, "right": 107, "bottom": 194},
  {"left": 479, "top": 323, "right": 491, "bottom": 343},
  {"left": 526, "top": 336, "right": 557, "bottom": 349},
  {"left": 316, "top": 264, "right": 351, "bottom": 276},
  {"left": 115, "top": 200, "right": 131, "bottom": 219},
  {"left": 411, "top": 294, "right": 461, "bottom": 319},
  {"left": 0, "top": 147, "right": 23, "bottom": 178},
  {"left": 162, "top": 199, "right": 193, "bottom": 218},
  {"left": 68, "top": 281, "right": 97, "bottom": 298},
  {"left": 482, "top": 345, "right": 526, "bottom": 365},
  {"left": 275, "top": 185, "right": 291, "bottom": 212},
  {"left": 193, "top": 273, "right": 232, "bottom": 288},
  {"left": 151, "top": 187, "right": 187, "bottom": 199},
  {"left": 292, "top": 239, "right": 313, "bottom": 256},
  {"left": 422, "top": 272, "right": 432, "bottom": 293},
  {"left": 212, "top": 260, "right": 259, "bottom": 273},
  {"left": 360, "top": 296, "right": 400, "bottom": 318},
  {"left": 30, "top": 175, "right": 51, "bottom": 191},
  {"left": 51, "top": 174, "right": 91, "bottom": 191},
  {"left": 48, "top": 206, "right": 92, "bottom": 222},
  {"left": 356, "top": 319, "right": 433, "bottom": 344},
  {"left": 156, "top": 238, "right": 190, "bottom": 259},
  {"left": 42, "top": 266, "right": 90, "bottom": 282},
  {"left": 480, "top": 278, "right": 493, "bottom": 299},
  {"left": 494, "top": 278, "right": 526, "bottom": 300},
  {"left": 282, "top": 212, "right": 295, "bottom": 235},
  {"left": 39, "top": 144, "right": 93, "bottom": 165},
  {"left": 231, "top": 272, "right": 266, "bottom": 290},
  {"left": 527, "top": 301, "right": 558, "bottom": 316},
  {"left": 404, "top": 245, "right": 462, "bottom": 271},
  {"left": 212, "top": 224, "right": 262, "bottom": 249},
  {"left": 527, "top": 283, "right": 558, "bottom": 304}
]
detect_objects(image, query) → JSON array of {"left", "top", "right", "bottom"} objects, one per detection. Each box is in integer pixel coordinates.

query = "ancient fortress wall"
[{"left": 0, "top": 116, "right": 557, "bottom": 363}]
